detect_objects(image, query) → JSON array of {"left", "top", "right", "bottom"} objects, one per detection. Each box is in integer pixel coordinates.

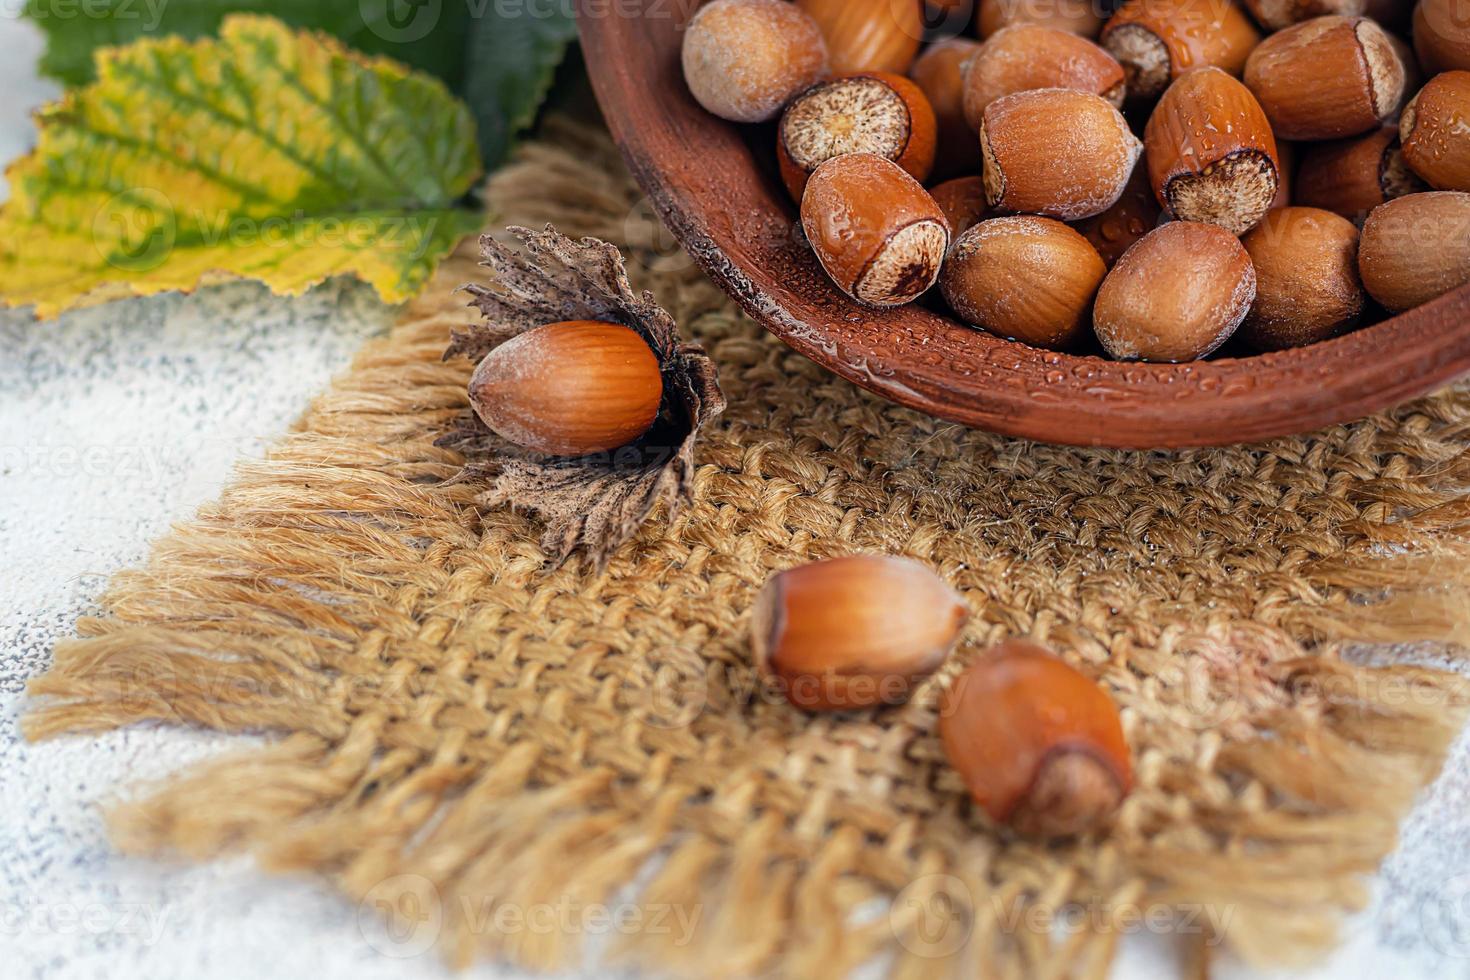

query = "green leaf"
[
  {"left": 25, "top": 0, "right": 474, "bottom": 89},
  {"left": 0, "top": 15, "right": 483, "bottom": 319},
  {"left": 461, "top": 0, "right": 578, "bottom": 167}
]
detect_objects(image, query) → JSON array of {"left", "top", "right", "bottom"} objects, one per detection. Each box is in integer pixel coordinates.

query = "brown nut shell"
[
  {"left": 1145, "top": 67, "right": 1280, "bottom": 235},
  {"left": 1093, "top": 220, "right": 1256, "bottom": 361},
  {"left": 980, "top": 88, "right": 1143, "bottom": 220},
  {"left": 681, "top": 0, "right": 830, "bottom": 123},
  {"left": 778, "top": 72, "right": 938, "bottom": 200},
  {"left": 801, "top": 153, "right": 951, "bottom": 307},
  {"left": 1415, "top": 0, "right": 1470, "bottom": 73},
  {"left": 1101, "top": 0, "right": 1262, "bottom": 101},
  {"left": 1358, "top": 191, "right": 1470, "bottom": 311},
  {"left": 753, "top": 555, "right": 968, "bottom": 712},
  {"left": 1240, "top": 207, "right": 1365, "bottom": 351},
  {"left": 940, "top": 216, "right": 1106, "bottom": 350},
  {"left": 938, "top": 640, "right": 1132, "bottom": 839},
  {"left": 1243, "top": 15, "right": 1405, "bottom": 141},
  {"left": 1242, "top": 0, "right": 1365, "bottom": 31},
  {"left": 798, "top": 0, "right": 924, "bottom": 75},
  {"left": 977, "top": 0, "right": 1105, "bottom": 38},
  {"left": 961, "top": 24, "right": 1126, "bottom": 130},
  {"left": 468, "top": 321, "right": 664, "bottom": 457},
  {"left": 1295, "top": 126, "right": 1427, "bottom": 218},
  {"left": 1071, "top": 156, "right": 1165, "bottom": 267},
  {"left": 910, "top": 38, "right": 985, "bottom": 180},
  {"left": 1399, "top": 71, "right": 1470, "bottom": 192},
  {"left": 929, "top": 176, "right": 992, "bottom": 240}
]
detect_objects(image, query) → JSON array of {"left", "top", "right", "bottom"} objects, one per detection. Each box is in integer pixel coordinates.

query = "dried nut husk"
[
  {"left": 778, "top": 72, "right": 937, "bottom": 200},
  {"left": 1358, "top": 191, "right": 1470, "bottom": 312},
  {"left": 753, "top": 555, "right": 969, "bottom": 712},
  {"left": 929, "top": 175, "right": 992, "bottom": 242},
  {"left": 1295, "top": 126, "right": 1426, "bottom": 219},
  {"left": 980, "top": 88, "right": 1142, "bottom": 220},
  {"left": 909, "top": 38, "right": 984, "bottom": 180},
  {"left": 1243, "top": 15, "right": 1405, "bottom": 141},
  {"left": 940, "top": 216, "right": 1106, "bottom": 350},
  {"left": 977, "top": 0, "right": 1104, "bottom": 39},
  {"left": 960, "top": 24, "right": 1126, "bottom": 130},
  {"left": 1242, "top": 0, "right": 1365, "bottom": 31},
  {"left": 1415, "top": 0, "right": 1470, "bottom": 74},
  {"left": 681, "top": 0, "right": 829, "bottom": 123},
  {"left": 1093, "top": 220, "right": 1256, "bottom": 361},
  {"left": 1145, "top": 67, "right": 1280, "bottom": 236},
  {"left": 1240, "top": 207, "right": 1365, "bottom": 351},
  {"left": 798, "top": 0, "right": 923, "bottom": 75},
  {"left": 1399, "top": 71, "right": 1470, "bottom": 192},
  {"left": 1070, "top": 156, "right": 1165, "bottom": 267},
  {"left": 938, "top": 640, "right": 1132, "bottom": 839},
  {"left": 801, "top": 153, "right": 950, "bottom": 307},
  {"left": 1101, "top": 0, "right": 1261, "bottom": 102}
]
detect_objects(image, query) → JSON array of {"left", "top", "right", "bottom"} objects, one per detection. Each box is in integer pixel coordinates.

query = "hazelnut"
[
  {"left": 1101, "top": 0, "right": 1262, "bottom": 102},
  {"left": 1240, "top": 207, "right": 1365, "bottom": 351},
  {"left": 980, "top": 88, "right": 1143, "bottom": 220},
  {"left": 777, "top": 72, "right": 937, "bottom": 200},
  {"left": 680, "top": 0, "right": 829, "bottom": 123},
  {"left": 797, "top": 0, "right": 924, "bottom": 76},
  {"left": 1242, "top": 0, "right": 1364, "bottom": 31},
  {"left": 468, "top": 321, "right": 663, "bottom": 457},
  {"left": 1093, "top": 221, "right": 1257, "bottom": 361},
  {"left": 1145, "top": 67, "right": 1281, "bottom": 235},
  {"left": 940, "top": 216, "right": 1107, "bottom": 350},
  {"left": 1071, "top": 155, "right": 1165, "bottom": 267},
  {"left": 1243, "top": 15, "right": 1406, "bottom": 141},
  {"left": 1399, "top": 70, "right": 1470, "bottom": 192},
  {"left": 910, "top": 38, "right": 985, "bottom": 180},
  {"left": 977, "top": 0, "right": 1105, "bottom": 39},
  {"left": 929, "top": 176, "right": 993, "bottom": 241},
  {"left": 753, "top": 555, "right": 968, "bottom": 712},
  {"left": 960, "top": 25, "right": 1126, "bottom": 130},
  {"left": 1415, "top": 0, "right": 1470, "bottom": 73},
  {"left": 1358, "top": 191, "right": 1470, "bottom": 311},
  {"left": 801, "top": 153, "right": 951, "bottom": 307},
  {"left": 938, "top": 640, "right": 1133, "bottom": 839},
  {"left": 1295, "top": 126, "right": 1426, "bottom": 219}
]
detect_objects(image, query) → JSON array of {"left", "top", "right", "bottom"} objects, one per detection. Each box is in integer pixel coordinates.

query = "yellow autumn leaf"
[{"left": 0, "top": 14, "right": 483, "bottom": 319}]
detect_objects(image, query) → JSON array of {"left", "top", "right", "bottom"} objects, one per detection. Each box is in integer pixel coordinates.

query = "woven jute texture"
[{"left": 26, "top": 121, "right": 1470, "bottom": 979}]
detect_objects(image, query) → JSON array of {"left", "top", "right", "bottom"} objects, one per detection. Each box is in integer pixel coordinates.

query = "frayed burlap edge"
[{"left": 23, "top": 119, "right": 1470, "bottom": 978}]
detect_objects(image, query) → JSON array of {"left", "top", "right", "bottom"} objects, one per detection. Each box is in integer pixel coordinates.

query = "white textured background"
[{"left": 1, "top": 15, "right": 1468, "bottom": 979}]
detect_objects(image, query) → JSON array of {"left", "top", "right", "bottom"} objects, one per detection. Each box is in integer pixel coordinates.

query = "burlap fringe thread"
[{"left": 25, "top": 120, "right": 1470, "bottom": 979}]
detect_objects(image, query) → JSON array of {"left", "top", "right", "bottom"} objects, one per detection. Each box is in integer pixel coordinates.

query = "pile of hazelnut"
[{"left": 681, "top": 0, "right": 1470, "bottom": 362}]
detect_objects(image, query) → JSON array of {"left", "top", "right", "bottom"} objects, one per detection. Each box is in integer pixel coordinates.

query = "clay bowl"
[{"left": 577, "top": 3, "right": 1470, "bottom": 448}]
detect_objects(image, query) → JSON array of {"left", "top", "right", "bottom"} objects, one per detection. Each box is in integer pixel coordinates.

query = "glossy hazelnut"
[
  {"left": 1093, "top": 221, "right": 1256, "bottom": 361},
  {"left": 929, "top": 176, "right": 992, "bottom": 240},
  {"left": 1101, "top": 0, "right": 1262, "bottom": 102},
  {"left": 1240, "top": 207, "right": 1365, "bottom": 351},
  {"left": 1145, "top": 67, "right": 1280, "bottom": 235},
  {"left": 940, "top": 216, "right": 1107, "bottom": 350},
  {"left": 938, "top": 640, "right": 1133, "bottom": 839},
  {"left": 1358, "top": 191, "right": 1470, "bottom": 311},
  {"left": 1244, "top": 15, "right": 1405, "bottom": 141},
  {"left": 1071, "top": 156, "right": 1165, "bottom": 267},
  {"left": 977, "top": 0, "right": 1105, "bottom": 39},
  {"left": 910, "top": 38, "right": 985, "bottom": 180},
  {"left": 801, "top": 153, "right": 951, "bottom": 307},
  {"left": 1295, "top": 126, "right": 1426, "bottom": 219},
  {"left": 778, "top": 72, "right": 937, "bottom": 200},
  {"left": 960, "top": 24, "right": 1126, "bottom": 130},
  {"left": 1415, "top": 0, "right": 1470, "bottom": 73},
  {"left": 1242, "top": 0, "right": 1364, "bottom": 31},
  {"left": 469, "top": 321, "right": 663, "bottom": 457},
  {"left": 681, "top": 0, "right": 830, "bottom": 123},
  {"left": 1399, "top": 71, "right": 1470, "bottom": 192},
  {"left": 980, "top": 88, "right": 1143, "bottom": 220},
  {"left": 797, "top": 0, "right": 924, "bottom": 75},
  {"left": 753, "top": 555, "right": 968, "bottom": 712}
]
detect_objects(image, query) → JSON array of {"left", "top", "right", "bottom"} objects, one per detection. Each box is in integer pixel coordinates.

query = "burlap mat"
[{"left": 26, "top": 120, "right": 1470, "bottom": 978}]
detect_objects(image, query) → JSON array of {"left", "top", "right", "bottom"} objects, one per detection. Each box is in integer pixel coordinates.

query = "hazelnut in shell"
[
  {"left": 1358, "top": 191, "right": 1470, "bottom": 312},
  {"left": 980, "top": 88, "right": 1143, "bottom": 221},
  {"left": 929, "top": 176, "right": 992, "bottom": 241},
  {"left": 1295, "top": 126, "right": 1426, "bottom": 218},
  {"left": 681, "top": 0, "right": 829, "bottom": 123},
  {"left": 909, "top": 38, "right": 985, "bottom": 180},
  {"left": 1240, "top": 207, "right": 1365, "bottom": 351},
  {"left": 977, "top": 0, "right": 1105, "bottom": 39},
  {"left": 801, "top": 153, "right": 951, "bottom": 307},
  {"left": 777, "top": 72, "right": 937, "bottom": 200},
  {"left": 938, "top": 640, "right": 1133, "bottom": 839},
  {"left": 1399, "top": 71, "right": 1470, "bottom": 193},
  {"left": 469, "top": 321, "right": 664, "bottom": 457},
  {"left": 1093, "top": 221, "right": 1257, "bottom": 361},
  {"left": 753, "top": 555, "right": 969, "bottom": 712},
  {"left": 1071, "top": 156, "right": 1165, "bottom": 267},
  {"left": 960, "top": 24, "right": 1126, "bottom": 130},
  {"left": 939, "top": 216, "right": 1107, "bottom": 350},
  {"left": 1242, "top": 0, "right": 1364, "bottom": 31},
  {"left": 1415, "top": 0, "right": 1470, "bottom": 74},
  {"left": 1101, "top": 0, "right": 1262, "bottom": 102},
  {"left": 797, "top": 0, "right": 924, "bottom": 75},
  {"left": 1243, "top": 15, "right": 1405, "bottom": 141}
]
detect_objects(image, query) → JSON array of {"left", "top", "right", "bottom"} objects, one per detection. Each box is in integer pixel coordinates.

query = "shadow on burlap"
[{"left": 25, "top": 120, "right": 1470, "bottom": 978}]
